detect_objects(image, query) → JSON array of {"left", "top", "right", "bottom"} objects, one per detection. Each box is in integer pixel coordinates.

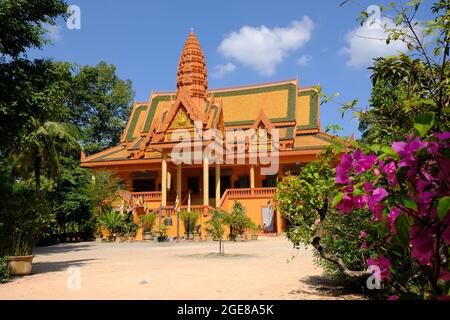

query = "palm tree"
[{"left": 14, "top": 119, "right": 81, "bottom": 194}]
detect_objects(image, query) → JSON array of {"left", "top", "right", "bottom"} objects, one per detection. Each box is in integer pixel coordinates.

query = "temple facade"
[{"left": 81, "top": 31, "right": 336, "bottom": 240}]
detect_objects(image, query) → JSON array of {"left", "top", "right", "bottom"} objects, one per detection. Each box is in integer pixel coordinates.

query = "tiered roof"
[{"left": 81, "top": 31, "right": 336, "bottom": 167}]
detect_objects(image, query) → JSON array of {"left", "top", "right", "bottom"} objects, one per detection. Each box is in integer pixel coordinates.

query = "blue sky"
[{"left": 30, "top": 0, "right": 434, "bottom": 138}]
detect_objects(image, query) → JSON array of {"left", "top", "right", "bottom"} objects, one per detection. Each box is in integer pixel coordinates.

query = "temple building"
[{"left": 81, "top": 31, "right": 336, "bottom": 239}]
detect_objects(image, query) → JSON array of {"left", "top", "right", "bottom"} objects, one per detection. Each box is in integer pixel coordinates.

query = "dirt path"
[{"left": 0, "top": 237, "right": 363, "bottom": 300}]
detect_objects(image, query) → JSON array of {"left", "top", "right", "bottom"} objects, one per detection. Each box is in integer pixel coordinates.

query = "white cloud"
[
  {"left": 218, "top": 17, "right": 314, "bottom": 76},
  {"left": 341, "top": 16, "right": 407, "bottom": 69},
  {"left": 297, "top": 54, "right": 312, "bottom": 66},
  {"left": 44, "top": 23, "right": 62, "bottom": 42},
  {"left": 212, "top": 62, "right": 237, "bottom": 78}
]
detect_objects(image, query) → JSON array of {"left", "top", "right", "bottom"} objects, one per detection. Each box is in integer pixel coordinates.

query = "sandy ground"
[{"left": 0, "top": 236, "right": 363, "bottom": 300}]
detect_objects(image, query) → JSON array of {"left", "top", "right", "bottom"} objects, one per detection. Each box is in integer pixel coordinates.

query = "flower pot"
[
  {"left": 205, "top": 234, "right": 214, "bottom": 241},
  {"left": 157, "top": 236, "right": 168, "bottom": 242},
  {"left": 193, "top": 234, "right": 201, "bottom": 242},
  {"left": 143, "top": 232, "right": 153, "bottom": 241},
  {"left": 251, "top": 234, "right": 258, "bottom": 240},
  {"left": 236, "top": 235, "right": 243, "bottom": 242},
  {"left": 7, "top": 255, "right": 34, "bottom": 276}
]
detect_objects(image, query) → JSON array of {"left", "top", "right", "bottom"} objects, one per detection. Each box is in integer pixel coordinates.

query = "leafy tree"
[
  {"left": 0, "top": 0, "right": 70, "bottom": 152},
  {"left": 85, "top": 170, "right": 124, "bottom": 217},
  {"left": 13, "top": 120, "right": 81, "bottom": 193},
  {"left": 331, "top": 1, "right": 449, "bottom": 145},
  {"left": 66, "top": 62, "right": 134, "bottom": 154},
  {"left": 275, "top": 149, "right": 373, "bottom": 278},
  {"left": 0, "top": 0, "right": 68, "bottom": 60}
]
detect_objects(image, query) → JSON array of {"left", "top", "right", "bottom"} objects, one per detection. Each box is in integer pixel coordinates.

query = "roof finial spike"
[{"left": 191, "top": 27, "right": 194, "bottom": 33}]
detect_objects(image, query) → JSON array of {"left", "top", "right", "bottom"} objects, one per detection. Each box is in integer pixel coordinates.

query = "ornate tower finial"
[{"left": 176, "top": 30, "right": 208, "bottom": 107}]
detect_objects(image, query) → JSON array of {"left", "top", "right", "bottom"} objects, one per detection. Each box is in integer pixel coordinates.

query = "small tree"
[
  {"left": 206, "top": 211, "right": 229, "bottom": 254},
  {"left": 97, "top": 210, "right": 122, "bottom": 240}
]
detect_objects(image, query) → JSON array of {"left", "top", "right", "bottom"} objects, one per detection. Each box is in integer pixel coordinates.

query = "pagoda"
[{"left": 81, "top": 31, "right": 337, "bottom": 240}]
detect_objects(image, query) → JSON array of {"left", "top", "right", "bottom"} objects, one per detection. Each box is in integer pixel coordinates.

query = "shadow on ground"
[
  {"left": 32, "top": 258, "right": 97, "bottom": 274},
  {"left": 290, "top": 275, "right": 366, "bottom": 300},
  {"left": 177, "top": 252, "right": 258, "bottom": 259},
  {"left": 33, "top": 243, "right": 93, "bottom": 255}
]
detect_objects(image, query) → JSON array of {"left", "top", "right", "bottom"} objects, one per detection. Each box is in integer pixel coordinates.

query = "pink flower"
[
  {"left": 368, "top": 255, "right": 392, "bottom": 281},
  {"left": 336, "top": 153, "right": 352, "bottom": 184},
  {"left": 378, "top": 160, "right": 397, "bottom": 185},
  {"left": 361, "top": 241, "right": 368, "bottom": 250},
  {"left": 387, "top": 295, "right": 399, "bottom": 300},
  {"left": 410, "top": 226, "right": 435, "bottom": 266},
  {"left": 360, "top": 231, "right": 368, "bottom": 238},
  {"left": 387, "top": 207, "right": 400, "bottom": 233},
  {"left": 353, "top": 149, "right": 377, "bottom": 174},
  {"left": 335, "top": 193, "right": 353, "bottom": 213},
  {"left": 368, "top": 188, "right": 388, "bottom": 221}
]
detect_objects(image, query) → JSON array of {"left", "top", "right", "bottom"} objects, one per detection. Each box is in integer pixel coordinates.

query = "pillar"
[
  {"left": 250, "top": 165, "right": 255, "bottom": 189},
  {"left": 177, "top": 164, "right": 182, "bottom": 202},
  {"left": 203, "top": 155, "right": 209, "bottom": 206},
  {"left": 161, "top": 153, "right": 167, "bottom": 206},
  {"left": 215, "top": 164, "right": 221, "bottom": 207}
]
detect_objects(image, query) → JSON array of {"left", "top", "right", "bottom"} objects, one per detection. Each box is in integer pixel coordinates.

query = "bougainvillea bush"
[{"left": 333, "top": 124, "right": 449, "bottom": 299}]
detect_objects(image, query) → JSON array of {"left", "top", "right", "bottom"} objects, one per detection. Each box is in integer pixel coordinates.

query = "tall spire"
[{"left": 176, "top": 30, "right": 208, "bottom": 107}]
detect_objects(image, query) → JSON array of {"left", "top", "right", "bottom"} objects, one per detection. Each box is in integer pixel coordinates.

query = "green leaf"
[
  {"left": 413, "top": 112, "right": 435, "bottom": 137},
  {"left": 403, "top": 199, "right": 418, "bottom": 212},
  {"left": 437, "top": 196, "right": 450, "bottom": 221},
  {"left": 395, "top": 213, "right": 411, "bottom": 249},
  {"left": 331, "top": 193, "right": 344, "bottom": 208}
]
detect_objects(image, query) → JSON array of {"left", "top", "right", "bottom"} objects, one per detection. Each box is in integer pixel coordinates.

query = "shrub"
[
  {"left": 0, "top": 257, "right": 9, "bottom": 283},
  {"left": 230, "top": 201, "right": 253, "bottom": 236},
  {"left": 139, "top": 213, "right": 156, "bottom": 233},
  {"left": 180, "top": 211, "right": 199, "bottom": 237}
]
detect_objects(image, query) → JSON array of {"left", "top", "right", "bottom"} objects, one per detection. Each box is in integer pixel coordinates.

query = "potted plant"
[
  {"left": 193, "top": 225, "right": 202, "bottom": 242},
  {"left": 97, "top": 210, "right": 123, "bottom": 242},
  {"left": 230, "top": 201, "right": 253, "bottom": 242},
  {"left": 157, "top": 223, "right": 169, "bottom": 242},
  {"left": 1, "top": 190, "right": 54, "bottom": 276},
  {"left": 250, "top": 223, "right": 261, "bottom": 240},
  {"left": 139, "top": 213, "right": 156, "bottom": 241},
  {"left": 180, "top": 210, "right": 199, "bottom": 240}
]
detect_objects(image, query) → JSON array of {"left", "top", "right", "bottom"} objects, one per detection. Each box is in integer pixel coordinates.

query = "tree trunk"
[{"left": 34, "top": 155, "right": 41, "bottom": 194}]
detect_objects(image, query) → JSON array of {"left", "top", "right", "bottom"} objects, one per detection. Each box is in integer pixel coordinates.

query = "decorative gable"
[{"left": 169, "top": 106, "right": 195, "bottom": 129}]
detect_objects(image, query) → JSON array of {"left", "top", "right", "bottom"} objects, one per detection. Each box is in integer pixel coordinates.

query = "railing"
[
  {"left": 219, "top": 187, "right": 277, "bottom": 208},
  {"left": 130, "top": 191, "right": 162, "bottom": 201},
  {"left": 159, "top": 205, "right": 210, "bottom": 217}
]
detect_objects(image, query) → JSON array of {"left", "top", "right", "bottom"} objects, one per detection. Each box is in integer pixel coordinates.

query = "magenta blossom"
[
  {"left": 410, "top": 226, "right": 435, "bottom": 266},
  {"left": 353, "top": 149, "right": 377, "bottom": 174},
  {"left": 368, "top": 255, "right": 392, "bottom": 281},
  {"left": 336, "top": 153, "right": 352, "bottom": 184}
]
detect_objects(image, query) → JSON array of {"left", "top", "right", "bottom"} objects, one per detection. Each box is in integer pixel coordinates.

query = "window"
[
  {"left": 236, "top": 175, "right": 250, "bottom": 188},
  {"left": 262, "top": 175, "right": 277, "bottom": 188}
]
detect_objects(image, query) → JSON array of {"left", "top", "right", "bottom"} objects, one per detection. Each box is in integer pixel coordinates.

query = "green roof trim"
[
  {"left": 293, "top": 146, "right": 326, "bottom": 151},
  {"left": 125, "top": 105, "right": 148, "bottom": 142},
  {"left": 130, "top": 137, "right": 143, "bottom": 150},
  {"left": 296, "top": 90, "right": 319, "bottom": 130},
  {"left": 89, "top": 147, "right": 126, "bottom": 162},
  {"left": 142, "top": 95, "right": 173, "bottom": 132},
  {"left": 280, "top": 126, "right": 295, "bottom": 141},
  {"left": 217, "top": 83, "right": 297, "bottom": 125},
  {"left": 314, "top": 133, "right": 336, "bottom": 144}
]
